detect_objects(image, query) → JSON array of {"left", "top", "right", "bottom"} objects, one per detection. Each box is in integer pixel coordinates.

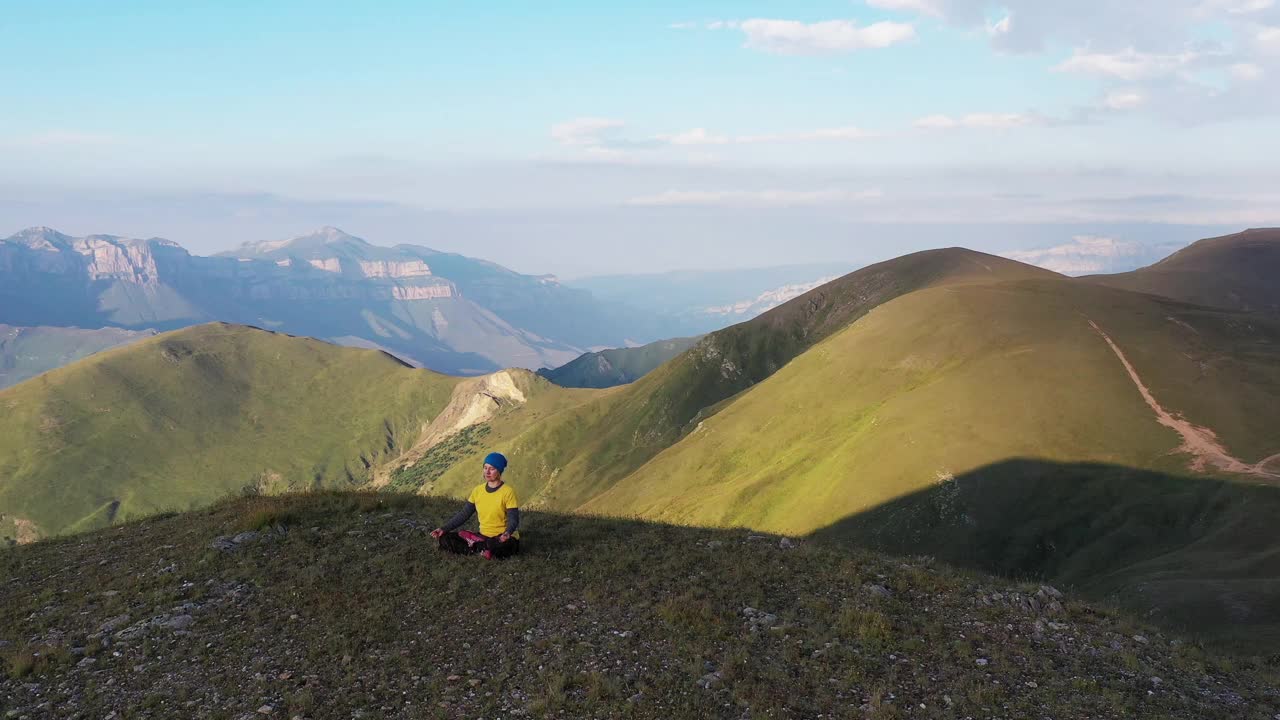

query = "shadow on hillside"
[{"left": 809, "top": 458, "right": 1280, "bottom": 654}]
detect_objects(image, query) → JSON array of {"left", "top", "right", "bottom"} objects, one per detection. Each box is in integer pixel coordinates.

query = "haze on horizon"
[{"left": 4, "top": 0, "right": 1280, "bottom": 277}]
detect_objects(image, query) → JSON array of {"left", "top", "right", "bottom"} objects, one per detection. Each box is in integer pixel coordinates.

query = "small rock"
[
  {"left": 233, "top": 531, "right": 260, "bottom": 544},
  {"left": 98, "top": 614, "right": 131, "bottom": 634},
  {"left": 1133, "top": 635, "right": 1149, "bottom": 644},
  {"left": 278, "top": 671, "right": 293, "bottom": 680},
  {"left": 627, "top": 692, "right": 644, "bottom": 704},
  {"left": 1150, "top": 677, "right": 1162, "bottom": 686},
  {"left": 163, "top": 614, "right": 194, "bottom": 630},
  {"left": 779, "top": 537, "right": 796, "bottom": 549},
  {"left": 975, "top": 658, "right": 989, "bottom": 666},
  {"left": 705, "top": 540, "right": 724, "bottom": 549},
  {"left": 447, "top": 674, "right": 462, "bottom": 682},
  {"left": 468, "top": 679, "right": 482, "bottom": 687},
  {"left": 742, "top": 607, "right": 758, "bottom": 616},
  {"left": 256, "top": 705, "right": 273, "bottom": 715},
  {"left": 76, "top": 657, "right": 97, "bottom": 669},
  {"left": 696, "top": 671, "right": 723, "bottom": 689},
  {"left": 864, "top": 584, "right": 892, "bottom": 599}
]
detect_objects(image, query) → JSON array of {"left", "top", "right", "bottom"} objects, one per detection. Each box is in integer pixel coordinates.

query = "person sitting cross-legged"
[{"left": 430, "top": 452, "right": 520, "bottom": 560}]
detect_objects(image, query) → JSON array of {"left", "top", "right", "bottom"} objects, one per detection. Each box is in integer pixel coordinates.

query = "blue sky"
[{"left": 3, "top": 1, "right": 1279, "bottom": 275}]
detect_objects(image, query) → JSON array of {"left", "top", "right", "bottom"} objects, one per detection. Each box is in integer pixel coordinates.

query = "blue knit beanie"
[{"left": 483, "top": 452, "right": 508, "bottom": 473}]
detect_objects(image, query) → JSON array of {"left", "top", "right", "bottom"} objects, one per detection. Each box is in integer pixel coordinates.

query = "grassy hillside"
[
  {"left": 6, "top": 241, "right": 1280, "bottom": 658},
  {"left": 537, "top": 335, "right": 701, "bottom": 389},
  {"left": 0, "top": 325, "right": 155, "bottom": 389},
  {"left": 428, "top": 249, "right": 1059, "bottom": 507},
  {"left": 1086, "top": 228, "right": 1280, "bottom": 314},
  {"left": 815, "top": 458, "right": 1280, "bottom": 652},
  {"left": 2, "top": 492, "right": 1276, "bottom": 719},
  {"left": 415, "top": 271, "right": 1280, "bottom": 650},
  {"left": 0, "top": 324, "right": 461, "bottom": 543},
  {"left": 582, "top": 279, "right": 1280, "bottom": 531}
]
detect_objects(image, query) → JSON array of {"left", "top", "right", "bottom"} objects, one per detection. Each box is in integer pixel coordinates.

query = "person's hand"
[
  {"left": 499, "top": 532, "right": 511, "bottom": 543},
  {"left": 430, "top": 528, "right": 444, "bottom": 539}
]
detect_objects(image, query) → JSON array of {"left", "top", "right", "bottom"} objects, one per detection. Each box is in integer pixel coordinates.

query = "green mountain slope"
[
  {"left": 537, "top": 335, "right": 701, "bottom": 388},
  {"left": 0, "top": 324, "right": 462, "bottom": 543},
  {"left": 427, "top": 248, "right": 1061, "bottom": 507},
  {"left": 581, "top": 278, "right": 1280, "bottom": 531},
  {"left": 415, "top": 262, "right": 1280, "bottom": 650},
  {"left": 2, "top": 492, "right": 1275, "bottom": 718},
  {"left": 815, "top": 458, "right": 1280, "bottom": 652},
  {"left": 0, "top": 325, "right": 156, "bottom": 389},
  {"left": 7, "top": 240, "right": 1280, "bottom": 652},
  {"left": 1086, "top": 228, "right": 1280, "bottom": 313}
]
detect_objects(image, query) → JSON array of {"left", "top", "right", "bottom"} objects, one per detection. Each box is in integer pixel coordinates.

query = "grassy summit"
[{"left": 1, "top": 492, "right": 1276, "bottom": 719}]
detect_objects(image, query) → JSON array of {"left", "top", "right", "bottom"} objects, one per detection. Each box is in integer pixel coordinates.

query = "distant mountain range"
[
  {"left": 537, "top": 335, "right": 701, "bottom": 389},
  {"left": 0, "top": 325, "right": 156, "bottom": 389},
  {"left": 0, "top": 226, "right": 609, "bottom": 374},
  {"left": 569, "top": 263, "right": 850, "bottom": 337},
  {"left": 0, "top": 227, "right": 845, "bottom": 378}
]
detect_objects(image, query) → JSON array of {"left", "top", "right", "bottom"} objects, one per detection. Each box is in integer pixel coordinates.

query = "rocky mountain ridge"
[{"left": 0, "top": 226, "right": 595, "bottom": 373}]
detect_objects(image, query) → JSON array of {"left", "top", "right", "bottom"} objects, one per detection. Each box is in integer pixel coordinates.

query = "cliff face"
[
  {"left": 0, "top": 229, "right": 180, "bottom": 285},
  {"left": 76, "top": 236, "right": 180, "bottom": 284},
  {"left": 0, "top": 228, "right": 459, "bottom": 304},
  {"left": 0, "top": 227, "right": 595, "bottom": 375},
  {"left": 358, "top": 259, "right": 432, "bottom": 279}
]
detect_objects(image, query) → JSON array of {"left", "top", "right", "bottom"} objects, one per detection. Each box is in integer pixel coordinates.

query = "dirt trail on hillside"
[{"left": 1088, "top": 319, "right": 1280, "bottom": 480}]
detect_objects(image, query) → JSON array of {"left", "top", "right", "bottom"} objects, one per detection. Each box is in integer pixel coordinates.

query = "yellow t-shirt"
[{"left": 468, "top": 482, "right": 520, "bottom": 539}]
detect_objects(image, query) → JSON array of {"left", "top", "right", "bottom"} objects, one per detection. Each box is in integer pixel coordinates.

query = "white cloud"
[
  {"left": 865, "top": 0, "right": 945, "bottom": 17},
  {"left": 1104, "top": 90, "right": 1146, "bottom": 109},
  {"left": 914, "top": 113, "right": 1040, "bottom": 129},
  {"left": 714, "top": 18, "right": 916, "bottom": 55},
  {"left": 988, "top": 14, "right": 1012, "bottom": 37},
  {"left": 1054, "top": 47, "right": 1206, "bottom": 81},
  {"left": 1198, "top": 0, "right": 1275, "bottom": 14},
  {"left": 1230, "top": 62, "right": 1266, "bottom": 78},
  {"left": 626, "top": 188, "right": 883, "bottom": 207},
  {"left": 658, "top": 125, "right": 877, "bottom": 145},
  {"left": 550, "top": 118, "right": 626, "bottom": 147},
  {"left": 1001, "top": 235, "right": 1170, "bottom": 275},
  {"left": 1258, "top": 25, "right": 1280, "bottom": 53},
  {"left": 657, "top": 128, "right": 731, "bottom": 146}
]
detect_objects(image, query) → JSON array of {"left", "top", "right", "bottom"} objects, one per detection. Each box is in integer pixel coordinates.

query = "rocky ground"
[{"left": 2, "top": 492, "right": 1278, "bottom": 719}]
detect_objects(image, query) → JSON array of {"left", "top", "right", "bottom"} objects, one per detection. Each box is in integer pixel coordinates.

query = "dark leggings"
[{"left": 437, "top": 530, "right": 520, "bottom": 558}]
